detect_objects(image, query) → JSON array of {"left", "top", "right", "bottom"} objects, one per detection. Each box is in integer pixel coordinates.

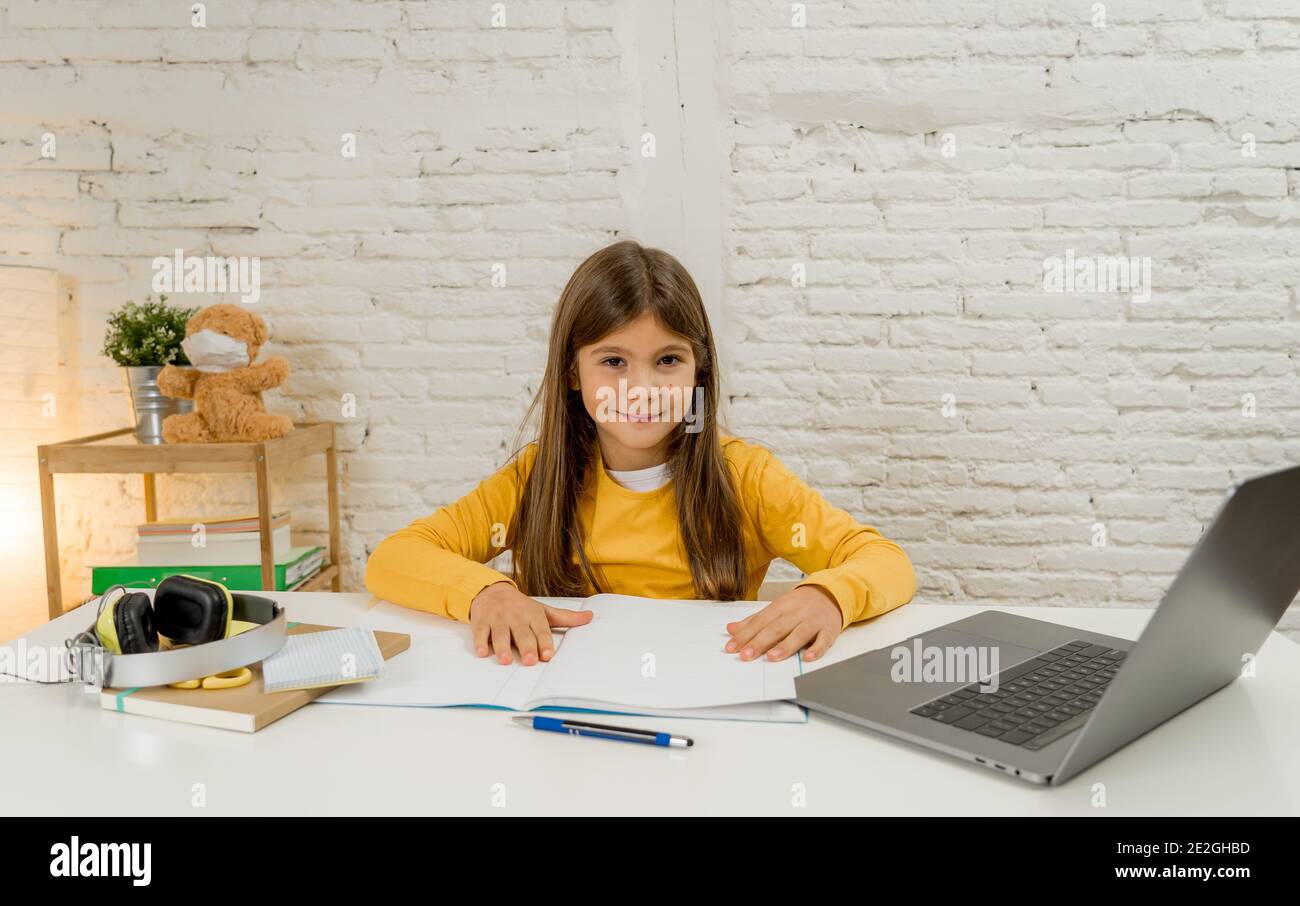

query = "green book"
[{"left": 91, "top": 546, "right": 324, "bottom": 594}]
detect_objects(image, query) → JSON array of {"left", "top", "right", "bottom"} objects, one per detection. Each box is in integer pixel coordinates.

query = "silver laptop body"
[{"left": 793, "top": 465, "right": 1300, "bottom": 785}]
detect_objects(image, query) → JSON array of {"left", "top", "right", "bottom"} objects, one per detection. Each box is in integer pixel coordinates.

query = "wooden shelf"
[
  {"left": 37, "top": 422, "right": 342, "bottom": 620},
  {"left": 40, "top": 421, "right": 336, "bottom": 474}
]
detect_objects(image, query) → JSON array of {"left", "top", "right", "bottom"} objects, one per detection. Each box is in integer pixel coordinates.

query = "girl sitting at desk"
[{"left": 364, "top": 240, "right": 916, "bottom": 667}]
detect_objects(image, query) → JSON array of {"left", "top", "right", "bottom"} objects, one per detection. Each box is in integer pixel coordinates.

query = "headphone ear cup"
[
  {"left": 154, "top": 574, "right": 231, "bottom": 645},
  {"left": 112, "top": 592, "right": 158, "bottom": 655}
]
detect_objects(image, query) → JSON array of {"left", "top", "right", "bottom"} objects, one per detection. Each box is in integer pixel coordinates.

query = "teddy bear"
[{"left": 156, "top": 303, "right": 294, "bottom": 443}]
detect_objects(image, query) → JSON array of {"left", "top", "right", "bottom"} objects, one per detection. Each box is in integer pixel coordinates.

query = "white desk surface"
[{"left": 3, "top": 591, "right": 1298, "bottom": 816}]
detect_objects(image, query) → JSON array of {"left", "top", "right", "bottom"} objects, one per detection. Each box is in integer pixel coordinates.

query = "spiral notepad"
[{"left": 261, "top": 626, "right": 387, "bottom": 693}]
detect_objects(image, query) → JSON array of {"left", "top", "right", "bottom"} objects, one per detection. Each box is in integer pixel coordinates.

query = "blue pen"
[{"left": 512, "top": 715, "right": 693, "bottom": 748}]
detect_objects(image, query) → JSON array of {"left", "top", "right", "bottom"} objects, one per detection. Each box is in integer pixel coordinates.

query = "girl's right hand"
[{"left": 468, "top": 581, "right": 593, "bottom": 666}]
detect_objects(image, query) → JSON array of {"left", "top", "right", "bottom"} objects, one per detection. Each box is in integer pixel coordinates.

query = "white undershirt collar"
[{"left": 604, "top": 461, "right": 672, "bottom": 492}]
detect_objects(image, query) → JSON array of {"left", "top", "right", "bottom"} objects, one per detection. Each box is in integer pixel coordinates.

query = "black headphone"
[{"left": 69, "top": 574, "right": 249, "bottom": 656}]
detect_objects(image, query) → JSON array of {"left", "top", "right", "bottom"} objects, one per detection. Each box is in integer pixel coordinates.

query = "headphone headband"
[{"left": 66, "top": 584, "right": 287, "bottom": 689}]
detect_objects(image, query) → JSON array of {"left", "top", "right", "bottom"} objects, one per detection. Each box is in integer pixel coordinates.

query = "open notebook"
[{"left": 315, "top": 594, "right": 807, "bottom": 723}]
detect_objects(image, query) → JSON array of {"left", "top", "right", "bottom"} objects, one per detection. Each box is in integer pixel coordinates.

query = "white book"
[
  {"left": 285, "top": 547, "right": 324, "bottom": 585},
  {"left": 136, "top": 525, "right": 292, "bottom": 566},
  {"left": 315, "top": 594, "right": 807, "bottom": 723}
]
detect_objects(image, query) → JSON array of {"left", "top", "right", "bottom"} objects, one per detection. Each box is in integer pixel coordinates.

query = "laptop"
[{"left": 793, "top": 465, "right": 1300, "bottom": 785}]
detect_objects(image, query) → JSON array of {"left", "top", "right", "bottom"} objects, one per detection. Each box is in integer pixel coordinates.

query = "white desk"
[{"left": 3, "top": 591, "right": 1298, "bottom": 816}]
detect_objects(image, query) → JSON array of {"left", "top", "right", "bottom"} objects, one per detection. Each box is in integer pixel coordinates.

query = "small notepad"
[{"left": 262, "top": 627, "right": 387, "bottom": 693}]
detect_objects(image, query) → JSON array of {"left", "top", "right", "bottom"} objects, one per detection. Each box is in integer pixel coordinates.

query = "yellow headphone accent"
[{"left": 93, "top": 587, "right": 127, "bottom": 654}]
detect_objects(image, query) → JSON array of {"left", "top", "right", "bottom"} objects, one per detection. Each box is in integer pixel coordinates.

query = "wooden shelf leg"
[
  {"left": 143, "top": 473, "right": 157, "bottom": 523},
  {"left": 37, "top": 448, "right": 63, "bottom": 621},
  {"left": 326, "top": 426, "right": 341, "bottom": 592},
  {"left": 254, "top": 446, "right": 275, "bottom": 592}
]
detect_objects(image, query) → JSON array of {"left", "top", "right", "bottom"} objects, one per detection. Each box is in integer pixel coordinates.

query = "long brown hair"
[{"left": 504, "top": 239, "right": 748, "bottom": 600}]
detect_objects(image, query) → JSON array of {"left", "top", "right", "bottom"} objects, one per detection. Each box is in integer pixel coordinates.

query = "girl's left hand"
[{"left": 724, "top": 586, "right": 843, "bottom": 663}]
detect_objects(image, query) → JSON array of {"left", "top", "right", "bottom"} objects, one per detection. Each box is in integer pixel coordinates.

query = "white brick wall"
[{"left": 1, "top": 1, "right": 1297, "bottom": 640}]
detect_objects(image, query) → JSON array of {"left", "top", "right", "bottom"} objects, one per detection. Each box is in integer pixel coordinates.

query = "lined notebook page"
[
  {"left": 314, "top": 596, "right": 801, "bottom": 718},
  {"left": 262, "top": 627, "right": 387, "bottom": 693},
  {"left": 313, "top": 599, "right": 575, "bottom": 709},
  {"left": 529, "top": 595, "right": 801, "bottom": 710}
]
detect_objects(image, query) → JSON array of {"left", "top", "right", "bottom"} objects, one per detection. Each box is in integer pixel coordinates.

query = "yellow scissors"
[
  {"left": 168, "top": 619, "right": 257, "bottom": 690},
  {"left": 169, "top": 667, "right": 252, "bottom": 690}
]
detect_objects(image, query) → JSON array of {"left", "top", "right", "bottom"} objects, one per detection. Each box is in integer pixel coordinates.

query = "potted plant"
[{"left": 102, "top": 295, "right": 200, "bottom": 443}]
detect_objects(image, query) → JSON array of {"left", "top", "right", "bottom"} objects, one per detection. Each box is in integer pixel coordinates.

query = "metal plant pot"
[{"left": 124, "top": 365, "right": 193, "bottom": 444}]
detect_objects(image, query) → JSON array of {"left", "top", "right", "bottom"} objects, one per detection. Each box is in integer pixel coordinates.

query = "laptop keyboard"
[{"left": 908, "top": 640, "right": 1127, "bottom": 750}]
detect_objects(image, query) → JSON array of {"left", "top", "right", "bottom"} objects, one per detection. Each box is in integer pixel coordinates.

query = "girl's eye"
[{"left": 599, "top": 355, "right": 683, "bottom": 367}]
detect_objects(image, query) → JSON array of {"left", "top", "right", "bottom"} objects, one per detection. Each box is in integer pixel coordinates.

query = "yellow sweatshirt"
[{"left": 363, "top": 435, "right": 916, "bottom": 629}]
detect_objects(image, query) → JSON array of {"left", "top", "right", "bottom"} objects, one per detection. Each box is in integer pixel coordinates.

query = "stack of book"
[{"left": 91, "top": 510, "right": 324, "bottom": 594}]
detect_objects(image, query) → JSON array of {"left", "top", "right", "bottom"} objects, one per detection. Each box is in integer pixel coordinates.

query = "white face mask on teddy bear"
[{"left": 181, "top": 329, "right": 250, "bottom": 373}]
